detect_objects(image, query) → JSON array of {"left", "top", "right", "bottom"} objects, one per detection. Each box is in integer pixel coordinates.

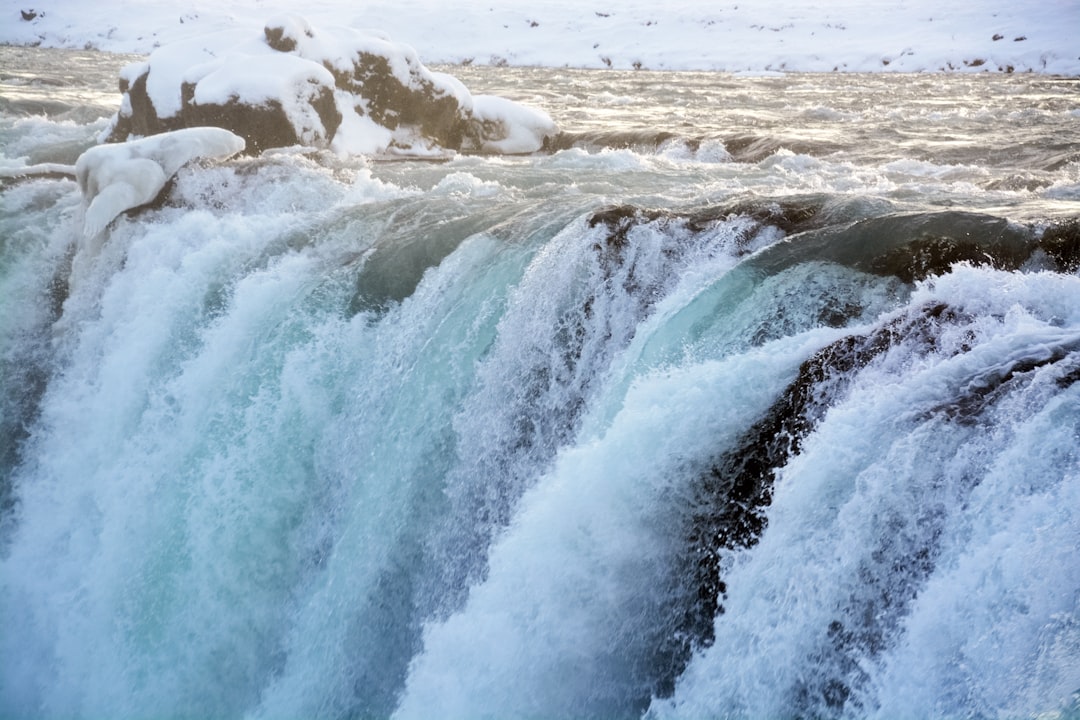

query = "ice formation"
[{"left": 76, "top": 126, "right": 245, "bottom": 237}]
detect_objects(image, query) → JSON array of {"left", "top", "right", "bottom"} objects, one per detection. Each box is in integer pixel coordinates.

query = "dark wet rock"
[
  {"left": 585, "top": 200, "right": 831, "bottom": 340},
  {"left": 587, "top": 205, "right": 666, "bottom": 249},
  {"left": 868, "top": 234, "right": 1012, "bottom": 283},
  {"left": 851, "top": 214, "right": 1034, "bottom": 279},
  {"left": 1038, "top": 217, "right": 1080, "bottom": 272},
  {"left": 20, "top": 9, "right": 37, "bottom": 21},
  {"left": 681, "top": 302, "right": 968, "bottom": 650},
  {"left": 540, "top": 129, "right": 682, "bottom": 154},
  {"left": 744, "top": 211, "right": 1037, "bottom": 283},
  {"left": 724, "top": 134, "right": 786, "bottom": 163},
  {"left": 591, "top": 206, "right": 1060, "bottom": 288},
  {"left": 586, "top": 197, "right": 825, "bottom": 253},
  {"left": 690, "top": 197, "right": 825, "bottom": 235},
  {"left": 724, "top": 134, "right": 846, "bottom": 163}
]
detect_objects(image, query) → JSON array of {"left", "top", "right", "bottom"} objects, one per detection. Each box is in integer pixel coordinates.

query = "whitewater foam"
[{"left": 2, "top": 57, "right": 1078, "bottom": 720}]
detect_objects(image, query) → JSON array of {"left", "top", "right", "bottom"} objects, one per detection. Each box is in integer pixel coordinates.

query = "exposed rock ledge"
[{"left": 104, "top": 14, "right": 557, "bottom": 157}]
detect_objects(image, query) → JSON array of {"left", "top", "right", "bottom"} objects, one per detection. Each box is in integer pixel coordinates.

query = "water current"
[{"left": 2, "top": 47, "right": 1080, "bottom": 719}]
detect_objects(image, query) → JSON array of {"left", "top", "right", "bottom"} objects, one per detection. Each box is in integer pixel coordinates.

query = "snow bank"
[
  {"left": 101, "top": 14, "right": 557, "bottom": 156},
  {"left": 4, "top": 0, "right": 1079, "bottom": 75}
]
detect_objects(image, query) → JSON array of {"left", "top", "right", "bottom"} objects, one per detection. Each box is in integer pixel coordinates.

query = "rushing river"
[{"left": 2, "top": 47, "right": 1079, "bottom": 720}]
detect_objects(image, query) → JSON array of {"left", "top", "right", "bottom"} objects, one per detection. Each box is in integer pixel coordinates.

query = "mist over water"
[{"left": 2, "top": 48, "right": 1079, "bottom": 719}]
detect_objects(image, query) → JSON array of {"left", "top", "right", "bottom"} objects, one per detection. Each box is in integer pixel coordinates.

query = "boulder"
[
  {"left": 106, "top": 29, "right": 342, "bottom": 152},
  {"left": 104, "top": 15, "right": 557, "bottom": 157}
]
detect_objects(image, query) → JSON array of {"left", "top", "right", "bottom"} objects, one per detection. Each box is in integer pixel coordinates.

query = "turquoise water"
[{"left": 2, "top": 48, "right": 1079, "bottom": 719}]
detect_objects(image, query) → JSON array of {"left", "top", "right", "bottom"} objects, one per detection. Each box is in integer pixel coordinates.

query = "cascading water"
[{"left": 2, "top": 49, "right": 1079, "bottom": 720}]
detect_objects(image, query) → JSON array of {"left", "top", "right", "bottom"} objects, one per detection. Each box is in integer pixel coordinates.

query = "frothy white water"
[
  {"left": 650, "top": 267, "right": 1080, "bottom": 719},
  {"left": 3, "top": 58, "right": 1080, "bottom": 720},
  {"left": 394, "top": 333, "right": 825, "bottom": 720}
]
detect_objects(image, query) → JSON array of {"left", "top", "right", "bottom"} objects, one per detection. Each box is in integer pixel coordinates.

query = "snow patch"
[{"left": 3, "top": 0, "right": 1078, "bottom": 75}]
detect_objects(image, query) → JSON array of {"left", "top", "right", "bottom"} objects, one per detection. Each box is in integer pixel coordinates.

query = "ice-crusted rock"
[
  {"left": 105, "top": 14, "right": 557, "bottom": 157},
  {"left": 77, "top": 126, "right": 245, "bottom": 237}
]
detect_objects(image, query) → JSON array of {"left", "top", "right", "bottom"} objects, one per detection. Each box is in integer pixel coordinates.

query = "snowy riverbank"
[{"left": 5, "top": 0, "right": 1080, "bottom": 75}]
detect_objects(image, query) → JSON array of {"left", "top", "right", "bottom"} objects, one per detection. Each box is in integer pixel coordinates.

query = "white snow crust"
[
  {"left": 75, "top": 126, "right": 245, "bottom": 237},
  {"left": 4, "top": 0, "right": 1078, "bottom": 75},
  {"left": 471, "top": 95, "right": 557, "bottom": 155}
]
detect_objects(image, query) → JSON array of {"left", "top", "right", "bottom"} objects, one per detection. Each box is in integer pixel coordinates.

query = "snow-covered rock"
[
  {"left": 470, "top": 95, "right": 558, "bottom": 155},
  {"left": 103, "top": 15, "right": 558, "bottom": 157},
  {"left": 76, "top": 126, "right": 245, "bottom": 237}
]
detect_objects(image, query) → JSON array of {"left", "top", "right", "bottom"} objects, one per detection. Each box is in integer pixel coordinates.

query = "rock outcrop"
[{"left": 104, "top": 15, "right": 556, "bottom": 157}]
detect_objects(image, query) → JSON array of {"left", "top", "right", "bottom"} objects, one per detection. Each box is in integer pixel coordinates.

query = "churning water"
[{"left": 2, "top": 47, "right": 1079, "bottom": 719}]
